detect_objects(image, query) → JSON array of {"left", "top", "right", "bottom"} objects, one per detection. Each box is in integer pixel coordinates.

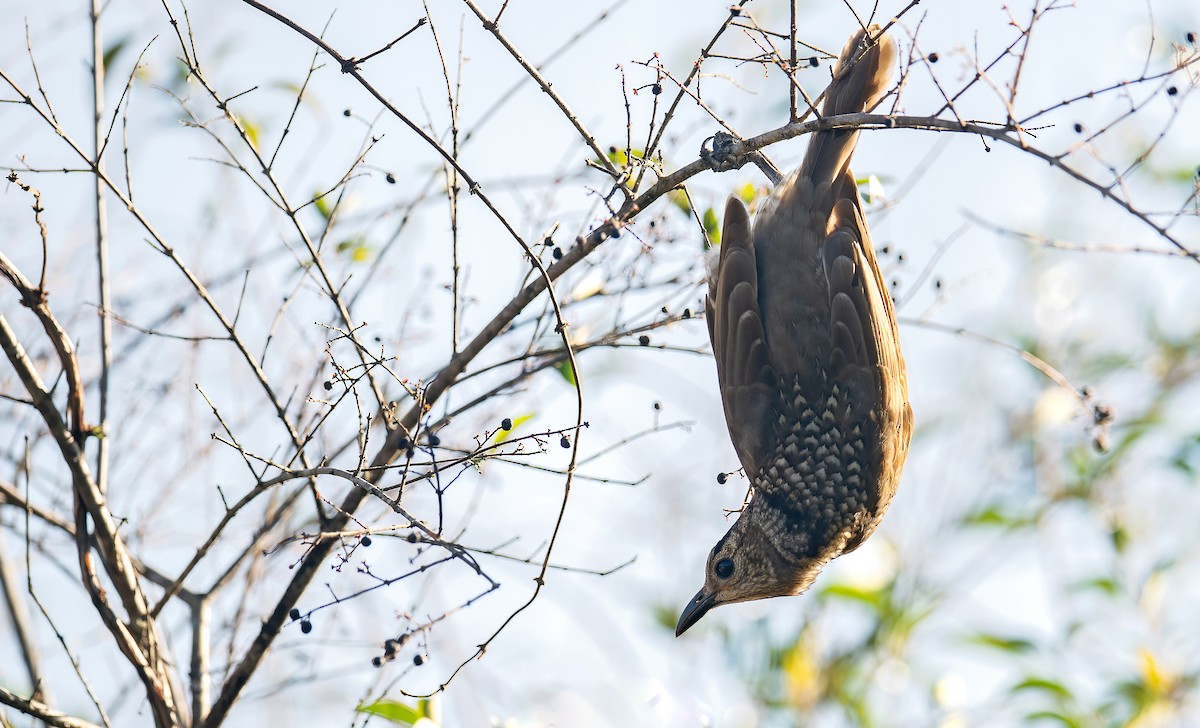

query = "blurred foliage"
[
  {"left": 337, "top": 236, "right": 374, "bottom": 263},
  {"left": 357, "top": 698, "right": 438, "bottom": 727},
  {"left": 554, "top": 359, "right": 577, "bottom": 387},
  {"left": 492, "top": 413, "right": 535, "bottom": 445}
]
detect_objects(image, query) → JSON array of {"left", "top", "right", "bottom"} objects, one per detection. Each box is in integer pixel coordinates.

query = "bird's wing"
[
  {"left": 707, "top": 196, "right": 777, "bottom": 474},
  {"left": 825, "top": 170, "right": 913, "bottom": 547}
]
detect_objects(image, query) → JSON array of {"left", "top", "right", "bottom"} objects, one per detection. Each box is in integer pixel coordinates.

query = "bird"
[{"left": 676, "top": 24, "right": 913, "bottom": 637}]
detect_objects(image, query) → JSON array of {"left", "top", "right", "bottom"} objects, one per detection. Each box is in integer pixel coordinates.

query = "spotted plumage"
[{"left": 677, "top": 25, "right": 913, "bottom": 636}]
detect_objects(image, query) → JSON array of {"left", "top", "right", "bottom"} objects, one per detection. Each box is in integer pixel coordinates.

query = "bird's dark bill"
[{"left": 675, "top": 588, "right": 717, "bottom": 636}]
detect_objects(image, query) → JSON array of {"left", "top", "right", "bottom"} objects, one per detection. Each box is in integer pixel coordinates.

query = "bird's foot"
[
  {"left": 700, "top": 131, "right": 744, "bottom": 172},
  {"left": 700, "top": 132, "right": 782, "bottom": 185}
]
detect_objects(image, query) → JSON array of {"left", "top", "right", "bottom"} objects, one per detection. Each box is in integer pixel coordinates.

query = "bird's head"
[{"left": 675, "top": 508, "right": 828, "bottom": 636}]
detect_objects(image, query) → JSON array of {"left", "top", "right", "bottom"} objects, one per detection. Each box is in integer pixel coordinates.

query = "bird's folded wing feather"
[
  {"left": 822, "top": 172, "right": 910, "bottom": 519},
  {"left": 830, "top": 174, "right": 914, "bottom": 510},
  {"left": 706, "top": 196, "right": 777, "bottom": 474}
]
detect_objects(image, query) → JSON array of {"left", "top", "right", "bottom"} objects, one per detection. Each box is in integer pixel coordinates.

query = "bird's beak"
[{"left": 675, "top": 588, "right": 717, "bottom": 637}]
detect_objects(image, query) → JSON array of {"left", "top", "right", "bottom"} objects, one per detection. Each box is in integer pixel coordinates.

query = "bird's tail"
[{"left": 799, "top": 24, "right": 897, "bottom": 189}]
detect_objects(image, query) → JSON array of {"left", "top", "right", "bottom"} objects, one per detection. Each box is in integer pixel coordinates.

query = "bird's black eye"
[{"left": 715, "top": 558, "right": 734, "bottom": 579}]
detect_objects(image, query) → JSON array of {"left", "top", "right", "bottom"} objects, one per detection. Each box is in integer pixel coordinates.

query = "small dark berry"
[
  {"left": 289, "top": 608, "right": 301, "bottom": 620},
  {"left": 398, "top": 436, "right": 410, "bottom": 449},
  {"left": 1167, "top": 86, "right": 1178, "bottom": 96},
  {"left": 880, "top": 245, "right": 890, "bottom": 254},
  {"left": 428, "top": 433, "right": 441, "bottom": 447},
  {"left": 501, "top": 417, "right": 513, "bottom": 430},
  {"left": 413, "top": 654, "right": 425, "bottom": 666},
  {"left": 661, "top": 306, "right": 670, "bottom": 314},
  {"left": 407, "top": 532, "right": 418, "bottom": 543},
  {"left": 343, "top": 108, "right": 352, "bottom": 117},
  {"left": 638, "top": 334, "right": 650, "bottom": 346},
  {"left": 653, "top": 401, "right": 662, "bottom": 411},
  {"left": 560, "top": 436, "right": 571, "bottom": 449},
  {"left": 1188, "top": 31, "right": 1196, "bottom": 43},
  {"left": 928, "top": 52, "right": 939, "bottom": 63},
  {"left": 552, "top": 247, "right": 563, "bottom": 260},
  {"left": 608, "top": 145, "right": 617, "bottom": 154},
  {"left": 405, "top": 447, "right": 415, "bottom": 459},
  {"left": 682, "top": 308, "right": 692, "bottom": 318},
  {"left": 1073, "top": 122, "right": 1083, "bottom": 133},
  {"left": 897, "top": 253, "right": 905, "bottom": 262},
  {"left": 544, "top": 237, "right": 554, "bottom": 246},
  {"left": 717, "top": 472, "right": 727, "bottom": 484},
  {"left": 730, "top": 5, "right": 742, "bottom": 16},
  {"left": 651, "top": 83, "right": 662, "bottom": 95},
  {"left": 323, "top": 380, "right": 333, "bottom": 391},
  {"left": 372, "top": 656, "right": 384, "bottom": 668},
  {"left": 386, "top": 173, "right": 396, "bottom": 184},
  {"left": 808, "top": 57, "right": 819, "bottom": 67},
  {"left": 300, "top": 619, "right": 313, "bottom": 634},
  {"left": 361, "top": 535, "right": 373, "bottom": 547},
  {"left": 934, "top": 278, "right": 943, "bottom": 289}
]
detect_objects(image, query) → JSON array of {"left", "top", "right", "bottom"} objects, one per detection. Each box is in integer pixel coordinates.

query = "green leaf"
[
  {"left": 554, "top": 360, "right": 576, "bottom": 387},
  {"left": 854, "top": 174, "right": 894, "bottom": 186},
  {"left": 605, "top": 146, "right": 645, "bottom": 166},
  {"left": 171, "top": 59, "right": 191, "bottom": 93},
  {"left": 271, "top": 80, "right": 322, "bottom": 112},
  {"left": 1071, "top": 576, "right": 1119, "bottom": 596},
  {"left": 493, "top": 414, "right": 534, "bottom": 444},
  {"left": 1012, "top": 676, "right": 1073, "bottom": 701},
  {"left": 102, "top": 37, "right": 130, "bottom": 74},
  {"left": 231, "top": 114, "right": 260, "bottom": 150},
  {"left": 966, "top": 632, "right": 1035, "bottom": 654},
  {"left": 668, "top": 187, "right": 692, "bottom": 216},
  {"left": 702, "top": 207, "right": 720, "bottom": 247},
  {"left": 336, "top": 237, "right": 373, "bottom": 262},
  {"left": 962, "top": 504, "right": 1009, "bottom": 526},
  {"left": 1144, "top": 162, "right": 1200, "bottom": 185},
  {"left": 415, "top": 699, "right": 433, "bottom": 719},
  {"left": 737, "top": 182, "right": 757, "bottom": 205},
  {"left": 819, "top": 582, "right": 883, "bottom": 609},
  {"left": 356, "top": 699, "right": 423, "bottom": 726},
  {"left": 962, "top": 504, "right": 1033, "bottom": 529},
  {"left": 652, "top": 603, "right": 680, "bottom": 632},
  {"left": 1024, "top": 711, "right": 1083, "bottom": 728},
  {"left": 1110, "top": 523, "right": 1129, "bottom": 553},
  {"left": 313, "top": 192, "right": 332, "bottom": 220}
]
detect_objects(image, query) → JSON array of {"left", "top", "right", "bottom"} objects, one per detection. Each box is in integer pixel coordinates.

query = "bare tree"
[{"left": 2, "top": 1, "right": 1198, "bottom": 726}]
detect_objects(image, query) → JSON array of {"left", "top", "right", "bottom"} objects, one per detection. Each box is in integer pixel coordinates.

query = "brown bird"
[{"left": 676, "top": 25, "right": 913, "bottom": 636}]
